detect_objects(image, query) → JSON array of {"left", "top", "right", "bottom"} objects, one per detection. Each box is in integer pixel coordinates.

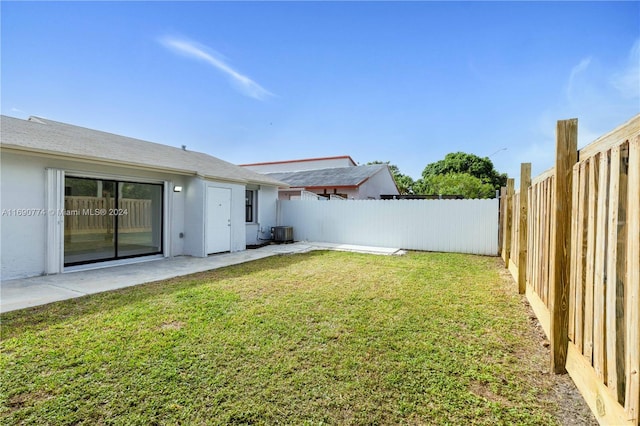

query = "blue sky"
[{"left": 2, "top": 1, "right": 638, "bottom": 182}]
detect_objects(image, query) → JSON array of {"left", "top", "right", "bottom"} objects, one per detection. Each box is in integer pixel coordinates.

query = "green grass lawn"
[{"left": 1, "top": 251, "right": 559, "bottom": 425}]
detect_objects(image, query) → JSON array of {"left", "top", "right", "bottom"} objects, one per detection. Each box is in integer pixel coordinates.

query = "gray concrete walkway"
[{"left": 1, "top": 242, "right": 404, "bottom": 313}]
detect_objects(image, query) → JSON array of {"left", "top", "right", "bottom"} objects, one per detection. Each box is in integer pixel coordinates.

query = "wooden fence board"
[
  {"left": 503, "top": 114, "right": 639, "bottom": 424},
  {"left": 569, "top": 161, "right": 581, "bottom": 343},
  {"left": 532, "top": 183, "right": 539, "bottom": 293},
  {"left": 64, "top": 197, "right": 152, "bottom": 232},
  {"left": 566, "top": 342, "right": 635, "bottom": 425},
  {"left": 624, "top": 136, "right": 639, "bottom": 423},
  {"left": 527, "top": 287, "right": 551, "bottom": 338},
  {"left": 499, "top": 187, "right": 506, "bottom": 256},
  {"left": 585, "top": 155, "right": 599, "bottom": 364},
  {"left": 532, "top": 166, "right": 555, "bottom": 185},
  {"left": 575, "top": 161, "right": 589, "bottom": 354},
  {"left": 538, "top": 180, "right": 546, "bottom": 302},
  {"left": 527, "top": 185, "right": 534, "bottom": 291},
  {"left": 509, "top": 192, "right": 520, "bottom": 279},
  {"left": 618, "top": 141, "right": 631, "bottom": 407},
  {"left": 594, "top": 152, "right": 609, "bottom": 381},
  {"left": 579, "top": 115, "right": 640, "bottom": 161},
  {"left": 606, "top": 145, "right": 621, "bottom": 400},
  {"left": 545, "top": 176, "right": 555, "bottom": 306},
  {"left": 537, "top": 181, "right": 544, "bottom": 301},
  {"left": 519, "top": 163, "right": 531, "bottom": 294},
  {"left": 538, "top": 180, "right": 545, "bottom": 299},
  {"left": 505, "top": 179, "right": 515, "bottom": 263}
]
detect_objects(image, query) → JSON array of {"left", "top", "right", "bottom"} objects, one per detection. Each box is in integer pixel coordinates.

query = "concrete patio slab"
[
  {"left": 1, "top": 242, "right": 403, "bottom": 313},
  {"left": 307, "top": 242, "right": 406, "bottom": 256}
]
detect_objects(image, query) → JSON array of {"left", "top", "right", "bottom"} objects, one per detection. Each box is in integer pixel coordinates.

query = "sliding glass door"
[
  {"left": 117, "top": 182, "right": 163, "bottom": 257},
  {"left": 64, "top": 177, "right": 163, "bottom": 266},
  {"left": 64, "top": 178, "right": 116, "bottom": 264}
]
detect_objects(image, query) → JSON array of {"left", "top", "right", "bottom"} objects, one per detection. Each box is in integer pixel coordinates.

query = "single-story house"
[
  {"left": 241, "top": 156, "right": 399, "bottom": 200},
  {"left": 0, "top": 115, "right": 287, "bottom": 280},
  {"left": 242, "top": 155, "right": 357, "bottom": 173}
]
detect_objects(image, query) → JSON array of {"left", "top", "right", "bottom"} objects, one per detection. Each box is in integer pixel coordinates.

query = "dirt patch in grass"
[
  {"left": 158, "top": 320, "right": 185, "bottom": 331},
  {"left": 469, "top": 380, "right": 514, "bottom": 407},
  {"left": 495, "top": 265, "right": 598, "bottom": 426},
  {"left": 527, "top": 314, "right": 598, "bottom": 426},
  {"left": 6, "top": 390, "right": 53, "bottom": 413}
]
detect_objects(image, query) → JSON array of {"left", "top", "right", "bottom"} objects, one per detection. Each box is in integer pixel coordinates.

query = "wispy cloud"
[
  {"left": 159, "top": 35, "right": 273, "bottom": 101},
  {"left": 611, "top": 38, "right": 640, "bottom": 99},
  {"left": 566, "top": 56, "right": 591, "bottom": 99},
  {"left": 514, "top": 41, "right": 639, "bottom": 181}
]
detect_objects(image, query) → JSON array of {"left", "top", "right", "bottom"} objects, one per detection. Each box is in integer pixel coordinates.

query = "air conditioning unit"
[{"left": 272, "top": 226, "right": 293, "bottom": 243}]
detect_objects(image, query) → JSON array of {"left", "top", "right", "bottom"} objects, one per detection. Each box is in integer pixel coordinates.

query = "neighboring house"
[
  {"left": 241, "top": 156, "right": 399, "bottom": 200},
  {"left": 0, "top": 115, "right": 287, "bottom": 280},
  {"left": 242, "top": 155, "right": 357, "bottom": 173}
]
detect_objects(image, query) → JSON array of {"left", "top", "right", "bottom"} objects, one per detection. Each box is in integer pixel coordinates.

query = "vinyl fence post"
[
  {"left": 518, "top": 163, "right": 531, "bottom": 294},
  {"left": 549, "top": 118, "right": 578, "bottom": 374}
]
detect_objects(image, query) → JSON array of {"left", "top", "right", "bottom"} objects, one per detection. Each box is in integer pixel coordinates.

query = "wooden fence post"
[
  {"left": 549, "top": 118, "right": 578, "bottom": 374},
  {"left": 503, "top": 178, "right": 515, "bottom": 265},
  {"left": 518, "top": 163, "right": 531, "bottom": 294},
  {"left": 498, "top": 187, "right": 506, "bottom": 256}
]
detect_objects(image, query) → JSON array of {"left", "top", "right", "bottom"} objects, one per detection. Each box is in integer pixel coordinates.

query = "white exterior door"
[{"left": 206, "top": 186, "right": 231, "bottom": 254}]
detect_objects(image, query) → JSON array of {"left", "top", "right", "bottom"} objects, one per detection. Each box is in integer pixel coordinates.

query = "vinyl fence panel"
[{"left": 277, "top": 199, "right": 499, "bottom": 255}]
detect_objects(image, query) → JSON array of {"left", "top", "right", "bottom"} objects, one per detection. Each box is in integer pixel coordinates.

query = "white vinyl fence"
[{"left": 277, "top": 199, "right": 499, "bottom": 255}]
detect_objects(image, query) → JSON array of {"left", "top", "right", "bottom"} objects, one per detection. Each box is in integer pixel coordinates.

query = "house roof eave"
[
  {"left": 0, "top": 144, "right": 202, "bottom": 178},
  {"left": 1, "top": 144, "right": 290, "bottom": 187}
]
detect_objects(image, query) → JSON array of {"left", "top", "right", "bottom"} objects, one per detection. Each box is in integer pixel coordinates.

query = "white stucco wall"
[
  {"left": 226, "top": 181, "right": 247, "bottom": 253},
  {"left": 182, "top": 177, "right": 206, "bottom": 257},
  {"left": 168, "top": 176, "right": 187, "bottom": 258},
  {"left": 245, "top": 185, "right": 279, "bottom": 245},
  {"left": 0, "top": 151, "right": 259, "bottom": 280},
  {"left": 358, "top": 168, "right": 400, "bottom": 199},
  {"left": 184, "top": 179, "right": 248, "bottom": 256},
  {"left": 0, "top": 153, "right": 48, "bottom": 279}
]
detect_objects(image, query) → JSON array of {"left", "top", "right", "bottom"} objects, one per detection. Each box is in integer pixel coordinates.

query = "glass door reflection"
[
  {"left": 64, "top": 177, "right": 163, "bottom": 266},
  {"left": 64, "top": 178, "right": 116, "bottom": 264}
]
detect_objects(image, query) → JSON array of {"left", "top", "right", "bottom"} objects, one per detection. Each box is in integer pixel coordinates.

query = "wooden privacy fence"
[
  {"left": 64, "top": 196, "right": 153, "bottom": 233},
  {"left": 500, "top": 115, "right": 639, "bottom": 425}
]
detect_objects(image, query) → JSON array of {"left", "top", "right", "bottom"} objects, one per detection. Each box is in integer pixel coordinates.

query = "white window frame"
[{"left": 45, "top": 168, "right": 171, "bottom": 274}]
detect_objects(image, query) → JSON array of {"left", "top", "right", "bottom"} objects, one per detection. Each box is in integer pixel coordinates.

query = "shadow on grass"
[{"left": 0, "top": 250, "right": 330, "bottom": 339}]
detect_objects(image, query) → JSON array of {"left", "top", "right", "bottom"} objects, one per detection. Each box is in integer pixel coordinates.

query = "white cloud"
[
  {"left": 519, "top": 39, "right": 640, "bottom": 179},
  {"left": 159, "top": 35, "right": 273, "bottom": 101},
  {"left": 611, "top": 38, "right": 640, "bottom": 99},
  {"left": 566, "top": 56, "right": 591, "bottom": 99}
]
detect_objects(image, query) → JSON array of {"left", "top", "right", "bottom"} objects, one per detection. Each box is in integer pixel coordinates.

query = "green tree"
[
  {"left": 417, "top": 173, "right": 496, "bottom": 199},
  {"left": 421, "top": 152, "right": 507, "bottom": 191},
  {"left": 366, "top": 161, "right": 415, "bottom": 194}
]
